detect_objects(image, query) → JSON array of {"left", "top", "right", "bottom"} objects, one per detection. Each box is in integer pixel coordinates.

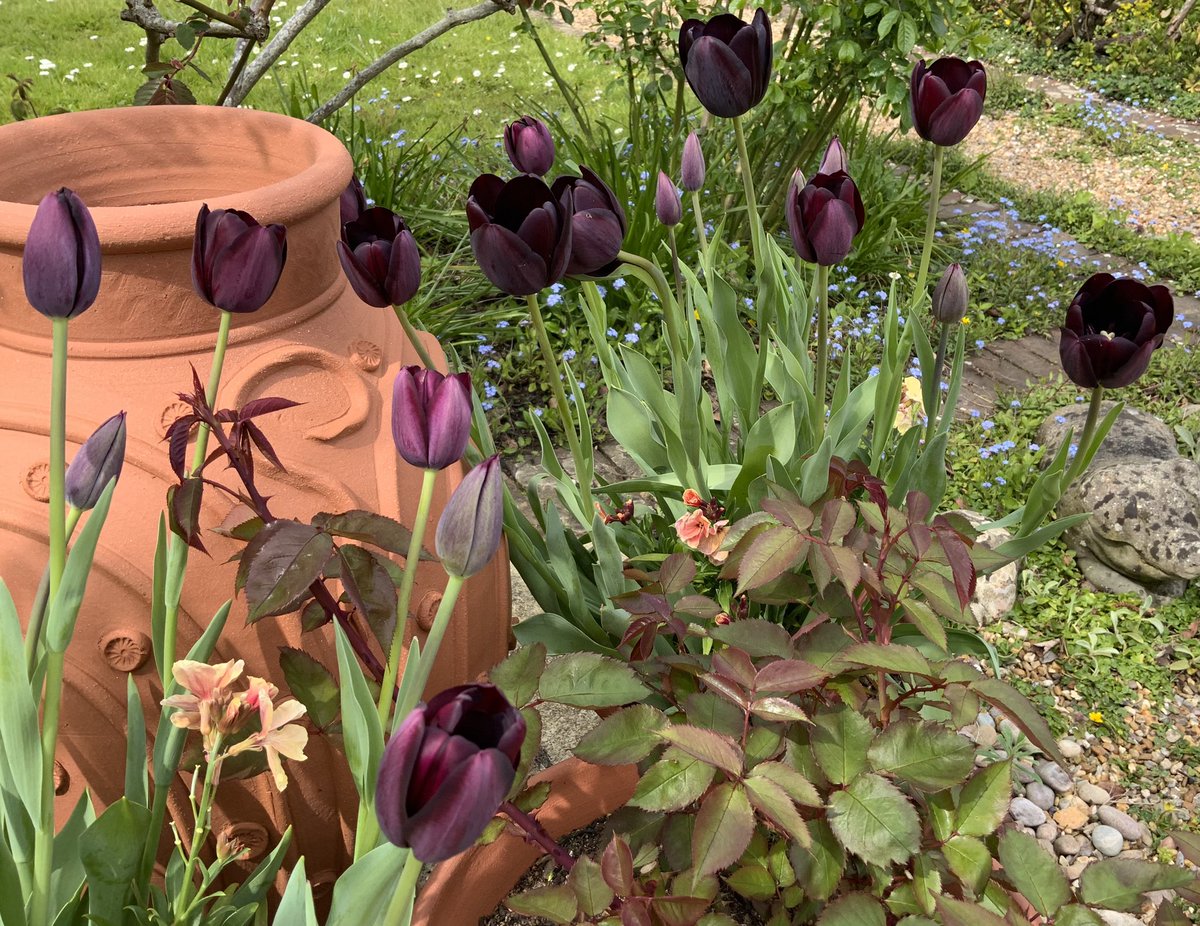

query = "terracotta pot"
[
  {"left": 0, "top": 106, "right": 512, "bottom": 884},
  {"left": 414, "top": 758, "right": 639, "bottom": 926}
]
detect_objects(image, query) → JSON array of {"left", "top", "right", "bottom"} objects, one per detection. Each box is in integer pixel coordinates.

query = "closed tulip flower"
[
  {"left": 1059, "top": 273, "right": 1173, "bottom": 389},
  {"left": 191, "top": 205, "right": 287, "bottom": 314},
  {"left": 467, "top": 174, "right": 573, "bottom": 296},
  {"left": 817, "top": 135, "right": 849, "bottom": 175},
  {"left": 678, "top": 8, "right": 772, "bottom": 119},
  {"left": 655, "top": 172, "right": 682, "bottom": 227},
  {"left": 376, "top": 683, "right": 525, "bottom": 863},
  {"left": 436, "top": 455, "right": 503, "bottom": 578},
  {"left": 681, "top": 131, "right": 706, "bottom": 192},
  {"left": 550, "top": 166, "right": 627, "bottom": 277},
  {"left": 391, "top": 367, "right": 472, "bottom": 471},
  {"left": 910, "top": 57, "right": 987, "bottom": 147},
  {"left": 339, "top": 174, "right": 368, "bottom": 228},
  {"left": 23, "top": 187, "right": 102, "bottom": 320},
  {"left": 65, "top": 412, "right": 126, "bottom": 511},
  {"left": 337, "top": 207, "right": 421, "bottom": 308},
  {"left": 785, "top": 167, "right": 865, "bottom": 267},
  {"left": 503, "top": 116, "right": 556, "bottom": 176},
  {"left": 932, "top": 263, "right": 969, "bottom": 324}
]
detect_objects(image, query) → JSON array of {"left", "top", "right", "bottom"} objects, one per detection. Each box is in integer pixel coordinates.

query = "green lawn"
[{"left": 0, "top": 0, "right": 615, "bottom": 133}]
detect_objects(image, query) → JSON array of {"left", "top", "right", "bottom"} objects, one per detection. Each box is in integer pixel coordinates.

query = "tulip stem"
[
  {"left": 732, "top": 116, "right": 763, "bottom": 266},
  {"left": 1065, "top": 386, "right": 1104, "bottom": 487},
  {"left": 381, "top": 851, "right": 423, "bottom": 926},
  {"left": 618, "top": 249, "right": 684, "bottom": 366},
  {"left": 815, "top": 264, "right": 830, "bottom": 425},
  {"left": 391, "top": 574, "right": 464, "bottom": 739},
  {"left": 525, "top": 293, "right": 592, "bottom": 519},
  {"left": 47, "top": 316, "right": 68, "bottom": 619},
  {"left": 667, "top": 227, "right": 685, "bottom": 323},
  {"left": 392, "top": 304, "right": 437, "bottom": 371},
  {"left": 30, "top": 650, "right": 65, "bottom": 926},
  {"left": 911, "top": 144, "right": 944, "bottom": 314},
  {"left": 161, "top": 309, "right": 233, "bottom": 687},
  {"left": 378, "top": 468, "right": 438, "bottom": 728},
  {"left": 924, "top": 322, "right": 953, "bottom": 446},
  {"left": 690, "top": 190, "right": 710, "bottom": 268},
  {"left": 501, "top": 801, "right": 576, "bottom": 871}
]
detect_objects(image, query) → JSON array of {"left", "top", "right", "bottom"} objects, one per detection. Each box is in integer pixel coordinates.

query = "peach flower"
[{"left": 674, "top": 509, "right": 730, "bottom": 563}]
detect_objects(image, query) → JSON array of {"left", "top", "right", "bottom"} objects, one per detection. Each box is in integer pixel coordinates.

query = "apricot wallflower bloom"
[
  {"left": 893, "top": 376, "right": 926, "bottom": 435},
  {"left": 162, "top": 659, "right": 246, "bottom": 753},
  {"left": 675, "top": 509, "right": 730, "bottom": 563},
  {"left": 228, "top": 676, "right": 309, "bottom": 792}
]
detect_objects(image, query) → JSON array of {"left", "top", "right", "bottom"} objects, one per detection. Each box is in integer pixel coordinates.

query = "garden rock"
[
  {"left": 1036, "top": 760, "right": 1074, "bottom": 793},
  {"left": 1010, "top": 797, "right": 1047, "bottom": 827},
  {"left": 1091, "top": 825, "right": 1124, "bottom": 857},
  {"left": 1077, "top": 782, "right": 1111, "bottom": 806},
  {"left": 1025, "top": 781, "right": 1056, "bottom": 811},
  {"left": 1037, "top": 403, "right": 1200, "bottom": 598},
  {"left": 959, "top": 510, "right": 1018, "bottom": 625},
  {"left": 1057, "top": 738, "right": 1083, "bottom": 759},
  {"left": 1095, "top": 912, "right": 1145, "bottom": 926},
  {"left": 1054, "top": 833, "right": 1086, "bottom": 856},
  {"left": 1097, "top": 805, "right": 1146, "bottom": 842}
]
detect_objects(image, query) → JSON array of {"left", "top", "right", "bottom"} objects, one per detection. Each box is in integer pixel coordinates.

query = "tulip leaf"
[
  {"left": 274, "top": 858, "right": 318, "bottom": 926},
  {"left": 1079, "top": 858, "right": 1197, "bottom": 911},
  {"left": 46, "top": 478, "right": 116, "bottom": 653},
  {"left": 826, "top": 773, "right": 920, "bottom": 867},
  {"left": 278, "top": 647, "right": 340, "bottom": 732},
  {"left": 311, "top": 510, "right": 432, "bottom": 559},
  {"left": 243, "top": 521, "right": 336, "bottom": 623},
  {"left": 692, "top": 782, "right": 754, "bottom": 876},
  {"left": 866, "top": 720, "right": 974, "bottom": 791},
  {"left": 124, "top": 675, "right": 148, "bottom": 807},
  {"left": 0, "top": 827, "right": 23, "bottom": 926},
  {"left": 79, "top": 798, "right": 151, "bottom": 924},
  {"left": 226, "top": 827, "right": 295, "bottom": 910},
  {"left": 333, "top": 623, "right": 383, "bottom": 806},
  {"left": 538, "top": 653, "right": 650, "bottom": 708},
  {"left": 326, "top": 844, "right": 409, "bottom": 926},
  {"left": 997, "top": 830, "right": 1070, "bottom": 917},
  {"left": 0, "top": 580, "right": 43, "bottom": 837},
  {"left": 337, "top": 545, "right": 397, "bottom": 654}
]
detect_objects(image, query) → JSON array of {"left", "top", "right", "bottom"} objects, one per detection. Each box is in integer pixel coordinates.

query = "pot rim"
[{"left": 0, "top": 106, "right": 351, "bottom": 250}]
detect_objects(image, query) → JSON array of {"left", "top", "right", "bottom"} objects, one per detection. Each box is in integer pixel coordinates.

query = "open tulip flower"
[
  {"left": 467, "top": 174, "right": 573, "bottom": 296},
  {"left": 550, "top": 166, "right": 627, "bottom": 277},
  {"left": 337, "top": 206, "right": 421, "bottom": 308},
  {"left": 23, "top": 187, "right": 102, "bottom": 320},
  {"left": 376, "top": 683, "right": 525, "bottom": 863},
  {"left": 1060, "top": 273, "right": 1173, "bottom": 389},
  {"left": 191, "top": 204, "right": 287, "bottom": 314},
  {"left": 678, "top": 8, "right": 772, "bottom": 119},
  {"left": 910, "top": 57, "right": 987, "bottom": 147},
  {"left": 785, "top": 166, "right": 866, "bottom": 268}
]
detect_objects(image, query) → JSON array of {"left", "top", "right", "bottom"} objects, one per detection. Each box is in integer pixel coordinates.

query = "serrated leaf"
[
  {"left": 971, "top": 679, "right": 1066, "bottom": 766},
  {"left": 540, "top": 653, "right": 650, "bottom": 708},
  {"left": 278, "top": 647, "right": 339, "bottom": 731},
  {"left": 748, "top": 762, "right": 821, "bottom": 806},
  {"left": 1079, "top": 858, "right": 1197, "bottom": 911},
  {"left": 711, "top": 620, "right": 793, "bottom": 658},
  {"left": 826, "top": 773, "right": 920, "bottom": 867},
  {"left": 1169, "top": 830, "right": 1200, "bottom": 866},
  {"left": 659, "top": 725, "right": 743, "bottom": 776},
  {"left": 810, "top": 704, "right": 873, "bottom": 785},
  {"left": 843, "top": 642, "right": 933, "bottom": 677},
  {"left": 997, "top": 830, "right": 1070, "bottom": 916},
  {"left": 936, "top": 896, "right": 1007, "bottom": 926},
  {"left": 243, "top": 521, "right": 334, "bottom": 622},
  {"left": 601, "top": 835, "right": 634, "bottom": 895},
  {"left": 311, "top": 510, "right": 427, "bottom": 558},
  {"left": 749, "top": 696, "right": 807, "bottom": 722},
  {"left": 899, "top": 598, "right": 948, "bottom": 651},
  {"left": 955, "top": 760, "right": 1011, "bottom": 837},
  {"left": 568, "top": 856, "right": 614, "bottom": 917},
  {"left": 788, "top": 818, "right": 844, "bottom": 902},
  {"left": 629, "top": 750, "right": 715, "bottom": 811},
  {"left": 726, "top": 862, "right": 776, "bottom": 900},
  {"left": 337, "top": 545, "right": 397, "bottom": 653},
  {"left": 817, "top": 892, "right": 885, "bottom": 926},
  {"left": 744, "top": 776, "right": 809, "bottom": 845},
  {"left": 867, "top": 720, "right": 974, "bottom": 791},
  {"left": 651, "top": 895, "right": 710, "bottom": 926},
  {"left": 489, "top": 643, "right": 546, "bottom": 708},
  {"left": 692, "top": 783, "right": 754, "bottom": 876},
  {"left": 506, "top": 885, "right": 578, "bottom": 924},
  {"left": 943, "top": 835, "right": 991, "bottom": 896},
  {"left": 736, "top": 526, "right": 808, "bottom": 595},
  {"left": 753, "top": 659, "right": 827, "bottom": 694},
  {"left": 576, "top": 705, "right": 668, "bottom": 765},
  {"left": 659, "top": 553, "right": 697, "bottom": 594}
]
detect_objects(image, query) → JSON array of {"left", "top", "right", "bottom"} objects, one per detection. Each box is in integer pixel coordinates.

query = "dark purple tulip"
[
  {"left": 65, "top": 412, "right": 126, "bottom": 511},
  {"left": 678, "top": 8, "right": 772, "bottom": 119},
  {"left": 23, "top": 187, "right": 101, "bottom": 320},
  {"left": 932, "top": 263, "right": 968, "bottom": 324},
  {"left": 339, "top": 175, "right": 368, "bottom": 228},
  {"left": 785, "top": 168, "right": 865, "bottom": 267},
  {"left": 376, "top": 683, "right": 525, "bottom": 863},
  {"left": 337, "top": 207, "right": 421, "bottom": 308},
  {"left": 503, "top": 116, "right": 556, "bottom": 177},
  {"left": 466, "top": 174, "right": 573, "bottom": 296},
  {"left": 391, "top": 366, "right": 472, "bottom": 471},
  {"left": 436, "top": 455, "right": 503, "bottom": 578},
  {"left": 681, "top": 132, "right": 705, "bottom": 193},
  {"left": 191, "top": 204, "right": 287, "bottom": 314},
  {"left": 655, "top": 172, "right": 682, "bottom": 227},
  {"left": 818, "top": 136, "right": 849, "bottom": 175},
  {"left": 1059, "top": 273, "right": 1173, "bottom": 389},
  {"left": 550, "top": 167, "right": 627, "bottom": 277},
  {"left": 910, "top": 57, "right": 987, "bottom": 147}
]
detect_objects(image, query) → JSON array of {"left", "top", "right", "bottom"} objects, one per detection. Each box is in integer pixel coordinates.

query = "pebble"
[
  {"left": 1058, "top": 738, "right": 1083, "bottom": 759},
  {"left": 1053, "top": 801, "right": 1089, "bottom": 831},
  {"left": 1025, "top": 782, "right": 1056, "bottom": 810},
  {"left": 1036, "top": 761, "right": 1074, "bottom": 793},
  {"left": 1097, "top": 806, "right": 1144, "bottom": 842},
  {"left": 1010, "top": 797, "right": 1047, "bottom": 827},
  {"left": 1077, "top": 782, "right": 1111, "bottom": 806},
  {"left": 1036, "top": 821, "right": 1059, "bottom": 842},
  {"left": 1095, "top": 910, "right": 1143, "bottom": 926},
  {"left": 1054, "top": 833, "right": 1087, "bottom": 856},
  {"left": 1092, "top": 825, "right": 1124, "bottom": 857}
]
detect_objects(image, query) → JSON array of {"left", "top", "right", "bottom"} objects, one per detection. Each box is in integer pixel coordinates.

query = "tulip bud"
[
  {"left": 910, "top": 57, "right": 987, "bottom": 147},
  {"left": 391, "top": 367, "right": 473, "bottom": 471},
  {"left": 23, "top": 187, "right": 102, "bottom": 320},
  {"left": 681, "top": 132, "right": 705, "bottom": 192},
  {"left": 65, "top": 412, "right": 126, "bottom": 510},
  {"left": 818, "top": 136, "right": 849, "bottom": 175},
  {"left": 436, "top": 455, "right": 503, "bottom": 578},
  {"left": 931, "top": 263, "right": 968, "bottom": 325},
  {"left": 337, "top": 207, "right": 421, "bottom": 308},
  {"left": 655, "top": 172, "right": 682, "bottom": 227},
  {"left": 191, "top": 204, "right": 288, "bottom": 314},
  {"left": 376, "top": 683, "right": 525, "bottom": 863},
  {"left": 785, "top": 167, "right": 865, "bottom": 267},
  {"left": 503, "top": 116, "right": 556, "bottom": 177},
  {"left": 339, "top": 174, "right": 368, "bottom": 228}
]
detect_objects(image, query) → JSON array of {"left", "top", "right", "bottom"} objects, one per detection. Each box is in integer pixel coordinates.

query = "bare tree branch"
[
  {"left": 1168, "top": 0, "right": 1198, "bottom": 40},
  {"left": 121, "top": 0, "right": 265, "bottom": 40},
  {"left": 304, "top": 0, "right": 516, "bottom": 125},
  {"left": 225, "top": 0, "right": 335, "bottom": 106}
]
